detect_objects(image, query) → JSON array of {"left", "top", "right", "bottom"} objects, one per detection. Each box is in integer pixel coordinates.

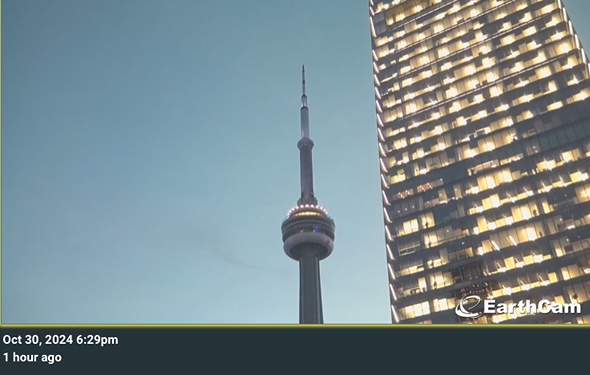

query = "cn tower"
[{"left": 281, "top": 66, "right": 335, "bottom": 324}]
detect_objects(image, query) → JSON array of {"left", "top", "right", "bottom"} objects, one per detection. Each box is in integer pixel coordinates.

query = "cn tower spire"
[
  {"left": 301, "top": 65, "right": 308, "bottom": 108},
  {"left": 281, "top": 66, "right": 335, "bottom": 324},
  {"left": 298, "top": 65, "right": 316, "bottom": 206}
]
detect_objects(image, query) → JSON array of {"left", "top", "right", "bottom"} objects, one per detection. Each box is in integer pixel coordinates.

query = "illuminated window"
[
  {"left": 401, "top": 301, "right": 430, "bottom": 319},
  {"left": 402, "top": 77, "right": 413, "bottom": 87},
  {"left": 551, "top": 30, "right": 564, "bottom": 42},
  {"left": 574, "top": 89, "right": 590, "bottom": 101},
  {"left": 446, "top": 86, "right": 458, "bottom": 98},
  {"left": 559, "top": 41, "right": 572, "bottom": 54},
  {"left": 526, "top": 25, "right": 539, "bottom": 38},
  {"left": 548, "top": 101, "right": 563, "bottom": 111},
  {"left": 512, "top": 61, "right": 524, "bottom": 73},
  {"left": 521, "top": 12, "right": 532, "bottom": 22},
  {"left": 537, "top": 66, "right": 551, "bottom": 79},
  {"left": 490, "top": 85, "right": 503, "bottom": 97},
  {"left": 502, "top": 34, "right": 515, "bottom": 46}
]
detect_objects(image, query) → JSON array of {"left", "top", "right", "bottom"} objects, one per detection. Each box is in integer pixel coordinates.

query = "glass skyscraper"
[{"left": 370, "top": 0, "right": 590, "bottom": 323}]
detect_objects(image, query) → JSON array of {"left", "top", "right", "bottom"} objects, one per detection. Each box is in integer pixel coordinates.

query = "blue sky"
[{"left": 4, "top": 0, "right": 590, "bottom": 324}]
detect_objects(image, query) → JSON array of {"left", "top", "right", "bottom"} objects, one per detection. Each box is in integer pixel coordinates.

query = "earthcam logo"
[
  {"left": 455, "top": 295, "right": 582, "bottom": 318},
  {"left": 455, "top": 295, "right": 484, "bottom": 318}
]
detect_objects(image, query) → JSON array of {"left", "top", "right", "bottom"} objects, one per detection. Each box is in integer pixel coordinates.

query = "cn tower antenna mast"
[
  {"left": 297, "top": 65, "right": 317, "bottom": 206},
  {"left": 281, "top": 66, "right": 335, "bottom": 324}
]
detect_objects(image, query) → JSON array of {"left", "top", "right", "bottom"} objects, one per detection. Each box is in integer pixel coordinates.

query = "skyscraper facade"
[{"left": 370, "top": 0, "right": 590, "bottom": 323}]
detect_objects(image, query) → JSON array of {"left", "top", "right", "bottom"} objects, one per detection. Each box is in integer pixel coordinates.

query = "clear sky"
[{"left": 4, "top": 0, "right": 590, "bottom": 324}]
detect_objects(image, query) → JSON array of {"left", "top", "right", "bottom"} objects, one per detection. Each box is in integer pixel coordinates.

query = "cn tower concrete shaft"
[{"left": 298, "top": 245, "right": 324, "bottom": 323}]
